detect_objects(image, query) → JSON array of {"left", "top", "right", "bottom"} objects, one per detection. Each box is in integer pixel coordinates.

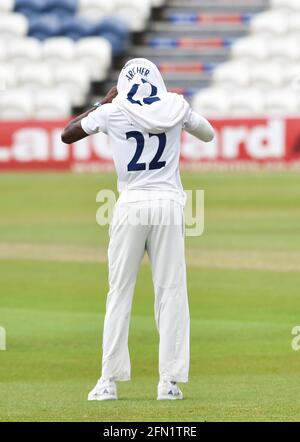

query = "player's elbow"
[
  {"left": 202, "top": 128, "right": 215, "bottom": 143},
  {"left": 61, "top": 127, "right": 73, "bottom": 144}
]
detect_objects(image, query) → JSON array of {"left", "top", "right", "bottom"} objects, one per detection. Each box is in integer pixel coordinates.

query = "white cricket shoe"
[
  {"left": 157, "top": 380, "right": 183, "bottom": 400},
  {"left": 87, "top": 378, "right": 117, "bottom": 401}
]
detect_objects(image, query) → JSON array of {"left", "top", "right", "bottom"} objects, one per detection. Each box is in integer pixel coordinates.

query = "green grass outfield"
[{"left": 0, "top": 171, "right": 300, "bottom": 422}]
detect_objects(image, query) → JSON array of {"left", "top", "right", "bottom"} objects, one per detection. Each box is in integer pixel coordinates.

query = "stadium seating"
[
  {"left": 0, "top": 89, "right": 34, "bottom": 119},
  {"left": 18, "top": 63, "right": 53, "bottom": 91},
  {"left": 231, "top": 89, "right": 264, "bottom": 116},
  {"left": 42, "top": 37, "right": 76, "bottom": 64},
  {"left": 113, "top": 0, "right": 151, "bottom": 32},
  {"left": 271, "top": 0, "right": 300, "bottom": 13},
  {"left": 0, "top": 65, "right": 18, "bottom": 89},
  {"left": 8, "top": 38, "right": 42, "bottom": 65},
  {"left": 0, "top": 12, "right": 29, "bottom": 39},
  {"left": 193, "top": 0, "right": 300, "bottom": 116},
  {"left": 92, "top": 17, "right": 130, "bottom": 55},
  {"left": 192, "top": 88, "right": 231, "bottom": 116},
  {"left": 78, "top": 0, "right": 153, "bottom": 32},
  {"left": 75, "top": 37, "right": 112, "bottom": 80},
  {"left": 110, "top": 0, "right": 272, "bottom": 104},
  {"left": 0, "top": 0, "right": 15, "bottom": 12},
  {"left": 77, "top": 0, "right": 115, "bottom": 22},
  {"left": 34, "top": 89, "right": 72, "bottom": 118},
  {"left": 0, "top": 0, "right": 166, "bottom": 118},
  {"left": 54, "top": 64, "right": 91, "bottom": 106},
  {"left": 212, "top": 62, "right": 251, "bottom": 89},
  {"left": 231, "top": 36, "right": 268, "bottom": 62},
  {"left": 264, "top": 89, "right": 300, "bottom": 115},
  {"left": 4, "top": 0, "right": 299, "bottom": 118}
]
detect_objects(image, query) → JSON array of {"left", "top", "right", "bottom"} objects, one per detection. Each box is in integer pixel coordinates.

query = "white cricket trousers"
[{"left": 101, "top": 198, "right": 190, "bottom": 383}]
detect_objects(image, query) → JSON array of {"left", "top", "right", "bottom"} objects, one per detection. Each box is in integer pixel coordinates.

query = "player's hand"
[{"left": 101, "top": 86, "right": 118, "bottom": 105}]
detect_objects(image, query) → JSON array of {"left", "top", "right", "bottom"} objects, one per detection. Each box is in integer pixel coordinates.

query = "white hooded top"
[
  {"left": 81, "top": 58, "right": 214, "bottom": 200},
  {"left": 114, "top": 58, "right": 190, "bottom": 134}
]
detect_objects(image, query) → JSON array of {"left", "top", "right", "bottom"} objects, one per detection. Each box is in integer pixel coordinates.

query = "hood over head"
[{"left": 113, "top": 58, "right": 189, "bottom": 133}]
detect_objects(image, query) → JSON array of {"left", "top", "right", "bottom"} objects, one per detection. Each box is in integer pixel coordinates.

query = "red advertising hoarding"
[{"left": 0, "top": 118, "right": 300, "bottom": 171}]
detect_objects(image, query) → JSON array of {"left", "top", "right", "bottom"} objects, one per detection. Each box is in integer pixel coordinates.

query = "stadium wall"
[{"left": 1, "top": 118, "right": 300, "bottom": 171}]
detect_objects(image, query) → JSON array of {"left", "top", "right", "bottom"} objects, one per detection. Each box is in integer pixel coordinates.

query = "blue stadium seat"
[
  {"left": 15, "top": 0, "right": 78, "bottom": 16},
  {"left": 45, "top": 0, "right": 77, "bottom": 14},
  {"left": 28, "top": 14, "right": 62, "bottom": 40},
  {"left": 61, "top": 16, "right": 94, "bottom": 40},
  {"left": 14, "top": 1, "right": 131, "bottom": 54},
  {"left": 15, "top": 7, "right": 39, "bottom": 21},
  {"left": 15, "top": 0, "right": 45, "bottom": 13},
  {"left": 95, "top": 17, "right": 129, "bottom": 41},
  {"left": 44, "top": 8, "right": 74, "bottom": 19},
  {"left": 93, "top": 17, "right": 129, "bottom": 55},
  {"left": 100, "top": 32, "right": 123, "bottom": 55}
]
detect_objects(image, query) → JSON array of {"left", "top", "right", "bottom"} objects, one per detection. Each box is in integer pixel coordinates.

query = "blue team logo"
[{"left": 127, "top": 79, "right": 161, "bottom": 106}]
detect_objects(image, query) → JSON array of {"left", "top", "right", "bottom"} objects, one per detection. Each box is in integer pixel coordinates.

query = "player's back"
[
  {"left": 99, "top": 103, "right": 183, "bottom": 194},
  {"left": 81, "top": 58, "right": 214, "bottom": 198}
]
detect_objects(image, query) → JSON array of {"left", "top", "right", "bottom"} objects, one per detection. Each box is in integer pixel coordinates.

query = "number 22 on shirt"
[{"left": 126, "top": 131, "right": 167, "bottom": 172}]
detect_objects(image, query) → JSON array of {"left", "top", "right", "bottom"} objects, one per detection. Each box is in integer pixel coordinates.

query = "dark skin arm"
[{"left": 61, "top": 86, "right": 118, "bottom": 144}]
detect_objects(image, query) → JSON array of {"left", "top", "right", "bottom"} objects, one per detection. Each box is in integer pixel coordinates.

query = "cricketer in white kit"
[{"left": 61, "top": 58, "right": 214, "bottom": 401}]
